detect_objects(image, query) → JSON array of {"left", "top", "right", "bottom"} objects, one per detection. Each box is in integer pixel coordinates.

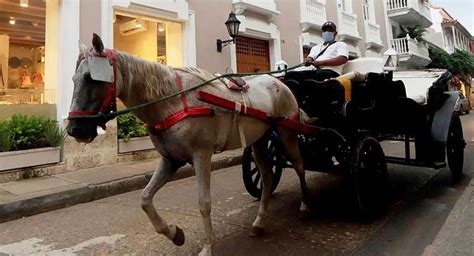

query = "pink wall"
[
  {"left": 353, "top": 0, "right": 367, "bottom": 57},
  {"left": 79, "top": 0, "right": 101, "bottom": 44},
  {"left": 274, "top": 0, "right": 304, "bottom": 65},
  {"left": 326, "top": 0, "right": 338, "bottom": 25},
  {"left": 374, "top": 0, "right": 389, "bottom": 53},
  {"left": 188, "top": 0, "right": 234, "bottom": 73}
]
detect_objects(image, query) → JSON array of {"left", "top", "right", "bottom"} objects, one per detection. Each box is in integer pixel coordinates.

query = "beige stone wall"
[{"left": 0, "top": 118, "right": 160, "bottom": 183}]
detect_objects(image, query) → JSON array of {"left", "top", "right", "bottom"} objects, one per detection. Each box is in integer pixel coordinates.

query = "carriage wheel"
[
  {"left": 242, "top": 136, "right": 284, "bottom": 199},
  {"left": 350, "top": 136, "right": 388, "bottom": 219},
  {"left": 447, "top": 114, "right": 465, "bottom": 180}
]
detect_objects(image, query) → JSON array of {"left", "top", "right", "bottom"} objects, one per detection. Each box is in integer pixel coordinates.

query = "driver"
[{"left": 286, "top": 21, "right": 349, "bottom": 82}]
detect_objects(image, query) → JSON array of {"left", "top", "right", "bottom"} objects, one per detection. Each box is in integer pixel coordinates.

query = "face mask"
[{"left": 322, "top": 31, "right": 335, "bottom": 43}]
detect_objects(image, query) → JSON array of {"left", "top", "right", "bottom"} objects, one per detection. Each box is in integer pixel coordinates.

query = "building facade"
[
  {"left": 0, "top": 0, "right": 435, "bottom": 180},
  {"left": 426, "top": 5, "right": 473, "bottom": 54},
  {"left": 383, "top": 0, "right": 432, "bottom": 69}
]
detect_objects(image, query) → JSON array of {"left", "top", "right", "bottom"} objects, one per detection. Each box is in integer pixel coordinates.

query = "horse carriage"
[
  {"left": 68, "top": 35, "right": 466, "bottom": 254},
  {"left": 240, "top": 58, "right": 466, "bottom": 216}
]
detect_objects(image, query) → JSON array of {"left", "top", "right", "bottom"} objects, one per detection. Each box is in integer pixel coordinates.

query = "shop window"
[
  {"left": 113, "top": 12, "right": 183, "bottom": 67},
  {"left": 0, "top": 0, "right": 55, "bottom": 121}
]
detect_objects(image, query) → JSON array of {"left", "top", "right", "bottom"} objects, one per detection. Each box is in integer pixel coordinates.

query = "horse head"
[{"left": 67, "top": 33, "right": 117, "bottom": 143}]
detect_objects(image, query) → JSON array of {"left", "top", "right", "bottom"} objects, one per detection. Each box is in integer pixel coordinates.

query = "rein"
[{"left": 68, "top": 57, "right": 305, "bottom": 121}]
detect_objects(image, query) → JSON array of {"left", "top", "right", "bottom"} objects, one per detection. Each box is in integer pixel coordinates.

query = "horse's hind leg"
[
  {"left": 141, "top": 157, "right": 185, "bottom": 245},
  {"left": 249, "top": 135, "right": 275, "bottom": 237},
  {"left": 276, "top": 128, "right": 311, "bottom": 216},
  {"left": 192, "top": 151, "right": 215, "bottom": 256}
]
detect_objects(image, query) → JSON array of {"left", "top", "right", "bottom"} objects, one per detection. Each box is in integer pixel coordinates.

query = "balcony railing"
[
  {"left": 390, "top": 35, "right": 430, "bottom": 68},
  {"left": 300, "top": 0, "right": 326, "bottom": 31},
  {"left": 364, "top": 20, "right": 383, "bottom": 49},
  {"left": 233, "top": 0, "right": 280, "bottom": 17},
  {"left": 337, "top": 11, "right": 361, "bottom": 41},
  {"left": 386, "top": 0, "right": 432, "bottom": 27}
]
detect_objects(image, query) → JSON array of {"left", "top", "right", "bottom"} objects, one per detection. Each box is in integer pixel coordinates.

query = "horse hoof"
[
  {"left": 172, "top": 226, "right": 185, "bottom": 246},
  {"left": 249, "top": 227, "right": 265, "bottom": 237}
]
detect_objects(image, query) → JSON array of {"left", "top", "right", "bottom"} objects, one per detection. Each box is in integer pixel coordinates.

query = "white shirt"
[{"left": 308, "top": 41, "right": 349, "bottom": 75}]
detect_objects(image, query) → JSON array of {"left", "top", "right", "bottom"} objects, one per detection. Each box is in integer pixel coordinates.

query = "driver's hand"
[{"left": 304, "top": 60, "right": 312, "bottom": 67}]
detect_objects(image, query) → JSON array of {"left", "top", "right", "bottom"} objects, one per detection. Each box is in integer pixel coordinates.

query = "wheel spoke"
[
  {"left": 253, "top": 172, "right": 261, "bottom": 187},
  {"left": 250, "top": 167, "right": 259, "bottom": 175}
]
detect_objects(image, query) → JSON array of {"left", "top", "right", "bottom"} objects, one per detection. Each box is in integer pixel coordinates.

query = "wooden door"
[{"left": 236, "top": 36, "right": 270, "bottom": 73}]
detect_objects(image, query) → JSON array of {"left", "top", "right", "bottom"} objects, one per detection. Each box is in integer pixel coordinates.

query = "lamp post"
[
  {"left": 217, "top": 12, "right": 241, "bottom": 52},
  {"left": 383, "top": 48, "right": 399, "bottom": 71}
]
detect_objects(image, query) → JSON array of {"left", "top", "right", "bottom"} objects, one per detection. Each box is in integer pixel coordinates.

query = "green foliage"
[
  {"left": 450, "top": 49, "right": 474, "bottom": 77},
  {"left": 8, "top": 115, "right": 49, "bottom": 150},
  {"left": 406, "top": 26, "right": 427, "bottom": 42},
  {"left": 0, "top": 115, "right": 65, "bottom": 152},
  {"left": 0, "top": 122, "right": 13, "bottom": 152},
  {"left": 117, "top": 113, "right": 148, "bottom": 141},
  {"left": 428, "top": 47, "right": 474, "bottom": 78},
  {"left": 44, "top": 122, "right": 67, "bottom": 147}
]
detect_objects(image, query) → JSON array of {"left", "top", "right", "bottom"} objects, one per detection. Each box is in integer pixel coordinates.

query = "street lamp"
[
  {"left": 383, "top": 48, "right": 399, "bottom": 71},
  {"left": 217, "top": 12, "right": 241, "bottom": 52}
]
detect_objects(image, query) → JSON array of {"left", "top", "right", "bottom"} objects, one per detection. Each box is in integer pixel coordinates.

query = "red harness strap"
[
  {"left": 197, "top": 91, "right": 271, "bottom": 122},
  {"left": 149, "top": 72, "right": 212, "bottom": 131},
  {"left": 197, "top": 91, "right": 319, "bottom": 135}
]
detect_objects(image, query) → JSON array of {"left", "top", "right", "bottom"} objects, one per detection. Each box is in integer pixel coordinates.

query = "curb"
[{"left": 0, "top": 154, "right": 242, "bottom": 223}]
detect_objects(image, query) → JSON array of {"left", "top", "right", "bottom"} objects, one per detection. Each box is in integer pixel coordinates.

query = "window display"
[
  {"left": 0, "top": 0, "right": 49, "bottom": 106},
  {"left": 113, "top": 12, "right": 183, "bottom": 67}
]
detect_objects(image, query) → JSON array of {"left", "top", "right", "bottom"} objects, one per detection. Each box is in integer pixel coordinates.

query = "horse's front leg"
[
  {"left": 193, "top": 151, "right": 215, "bottom": 256},
  {"left": 141, "top": 157, "right": 185, "bottom": 245}
]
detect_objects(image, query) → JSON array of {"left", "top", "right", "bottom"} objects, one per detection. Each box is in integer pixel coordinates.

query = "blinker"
[{"left": 88, "top": 56, "right": 114, "bottom": 83}]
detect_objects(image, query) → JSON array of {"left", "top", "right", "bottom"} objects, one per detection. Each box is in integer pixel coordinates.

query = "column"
[{"left": 452, "top": 26, "right": 457, "bottom": 51}]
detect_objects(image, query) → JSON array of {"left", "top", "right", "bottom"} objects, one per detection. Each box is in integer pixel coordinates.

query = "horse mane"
[
  {"left": 115, "top": 51, "right": 217, "bottom": 105},
  {"left": 116, "top": 51, "right": 177, "bottom": 104},
  {"left": 175, "top": 67, "right": 216, "bottom": 82}
]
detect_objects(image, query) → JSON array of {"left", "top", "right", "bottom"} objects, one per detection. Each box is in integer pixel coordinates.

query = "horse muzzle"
[{"left": 66, "top": 120, "right": 98, "bottom": 143}]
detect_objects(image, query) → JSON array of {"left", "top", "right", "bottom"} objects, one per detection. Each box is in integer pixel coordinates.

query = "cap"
[{"left": 322, "top": 21, "right": 337, "bottom": 32}]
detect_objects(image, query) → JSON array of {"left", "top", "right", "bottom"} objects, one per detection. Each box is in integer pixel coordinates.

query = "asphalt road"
[{"left": 0, "top": 114, "right": 472, "bottom": 256}]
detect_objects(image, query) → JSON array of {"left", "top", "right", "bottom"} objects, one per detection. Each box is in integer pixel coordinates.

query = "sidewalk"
[
  {"left": 422, "top": 178, "right": 474, "bottom": 256},
  {"left": 0, "top": 149, "right": 242, "bottom": 223}
]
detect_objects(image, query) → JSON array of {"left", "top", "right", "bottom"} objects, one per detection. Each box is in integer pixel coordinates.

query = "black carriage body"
[
  {"left": 241, "top": 69, "right": 465, "bottom": 204},
  {"left": 283, "top": 70, "right": 462, "bottom": 172}
]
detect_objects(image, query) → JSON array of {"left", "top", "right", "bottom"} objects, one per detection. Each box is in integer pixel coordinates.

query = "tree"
[{"left": 428, "top": 47, "right": 474, "bottom": 85}]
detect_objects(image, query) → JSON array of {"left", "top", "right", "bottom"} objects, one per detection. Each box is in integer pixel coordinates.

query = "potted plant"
[
  {"left": 0, "top": 115, "right": 66, "bottom": 171},
  {"left": 117, "top": 113, "right": 154, "bottom": 153},
  {"left": 406, "top": 25, "right": 427, "bottom": 43}
]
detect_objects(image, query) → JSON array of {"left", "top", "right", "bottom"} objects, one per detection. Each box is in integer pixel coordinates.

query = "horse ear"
[
  {"left": 92, "top": 33, "right": 104, "bottom": 54},
  {"left": 78, "top": 40, "right": 88, "bottom": 54}
]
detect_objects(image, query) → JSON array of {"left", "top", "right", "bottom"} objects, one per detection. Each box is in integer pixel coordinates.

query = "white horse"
[{"left": 66, "top": 34, "right": 309, "bottom": 255}]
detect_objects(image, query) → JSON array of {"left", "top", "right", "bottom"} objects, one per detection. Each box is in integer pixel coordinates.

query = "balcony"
[
  {"left": 390, "top": 35, "right": 431, "bottom": 69},
  {"left": 387, "top": 0, "right": 432, "bottom": 28},
  {"left": 299, "top": 0, "right": 326, "bottom": 32},
  {"left": 337, "top": 11, "right": 361, "bottom": 42},
  {"left": 233, "top": 0, "right": 280, "bottom": 20},
  {"left": 364, "top": 20, "right": 383, "bottom": 50}
]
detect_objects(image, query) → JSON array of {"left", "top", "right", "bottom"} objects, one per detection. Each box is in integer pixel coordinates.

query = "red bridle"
[{"left": 68, "top": 49, "right": 118, "bottom": 129}]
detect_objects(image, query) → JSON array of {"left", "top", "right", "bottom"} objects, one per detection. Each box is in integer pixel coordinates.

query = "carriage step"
[{"left": 385, "top": 156, "right": 446, "bottom": 169}]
